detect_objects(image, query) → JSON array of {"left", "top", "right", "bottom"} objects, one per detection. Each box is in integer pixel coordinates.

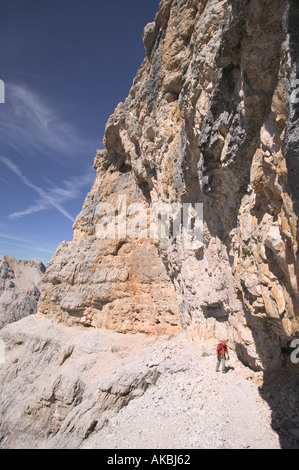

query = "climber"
[{"left": 216, "top": 340, "right": 229, "bottom": 373}]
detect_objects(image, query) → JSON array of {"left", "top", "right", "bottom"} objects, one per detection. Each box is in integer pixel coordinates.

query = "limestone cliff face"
[{"left": 39, "top": 0, "right": 299, "bottom": 371}]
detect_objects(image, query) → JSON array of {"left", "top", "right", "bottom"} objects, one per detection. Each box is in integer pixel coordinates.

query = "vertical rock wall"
[{"left": 39, "top": 0, "right": 299, "bottom": 371}]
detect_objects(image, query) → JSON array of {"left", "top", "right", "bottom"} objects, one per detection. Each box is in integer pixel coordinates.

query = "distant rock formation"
[{"left": 0, "top": 255, "right": 45, "bottom": 328}]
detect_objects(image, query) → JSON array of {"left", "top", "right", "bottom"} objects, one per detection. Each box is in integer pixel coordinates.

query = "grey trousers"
[{"left": 216, "top": 357, "right": 226, "bottom": 372}]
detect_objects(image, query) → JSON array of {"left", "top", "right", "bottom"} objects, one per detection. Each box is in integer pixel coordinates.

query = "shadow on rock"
[{"left": 258, "top": 364, "right": 299, "bottom": 449}]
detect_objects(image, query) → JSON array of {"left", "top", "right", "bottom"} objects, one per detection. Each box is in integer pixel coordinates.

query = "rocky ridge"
[{"left": 0, "top": 255, "right": 45, "bottom": 328}]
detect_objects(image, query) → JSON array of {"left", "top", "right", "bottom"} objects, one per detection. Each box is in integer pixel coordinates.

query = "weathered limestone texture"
[
  {"left": 0, "top": 256, "right": 45, "bottom": 328},
  {"left": 39, "top": 0, "right": 299, "bottom": 372}
]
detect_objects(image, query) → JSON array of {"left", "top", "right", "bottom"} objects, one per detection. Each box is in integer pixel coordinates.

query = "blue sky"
[{"left": 0, "top": 0, "right": 160, "bottom": 265}]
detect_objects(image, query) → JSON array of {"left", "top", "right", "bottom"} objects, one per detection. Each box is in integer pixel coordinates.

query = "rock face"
[
  {"left": 38, "top": 0, "right": 299, "bottom": 372},
  {"left": 0, "top": 0, "right": 299, "bottom": 451},
  {"left": 0, "top": 256, "right": 45, "bottom": 328}
]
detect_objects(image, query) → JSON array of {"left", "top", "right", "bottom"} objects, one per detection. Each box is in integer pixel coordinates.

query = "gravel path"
[
  {"left": 83, "top": 336, "right": 280, "bottom": 449},
  {"left": 1, "top": 316, "right": 291, "bottom": 449}
]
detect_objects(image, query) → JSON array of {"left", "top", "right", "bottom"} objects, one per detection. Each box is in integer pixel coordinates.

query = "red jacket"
[{"left": 217, "top": 343, "right": 228, "bottom": 358}]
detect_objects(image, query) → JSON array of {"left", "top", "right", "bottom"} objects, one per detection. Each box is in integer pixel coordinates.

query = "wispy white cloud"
[
  {"left": 0, "top": 176, "right": 11, "bottom": 185},
  {"left": 0, "top": 83, "right": 95, "bottom": 158},
  {"left": 0, "top": 231, "right": 58, "bottom": 264},
  {"left": 11, "top": 85, "right": 54, "bottom": 130},
  {"left": 0, "top": 233, "right": 55, "bottom": 255},
  {"left": 0, "top": 156, "right": 94, "bottom": 221},
  {"left": 0, "top": 82, "right": 97, "bottom": 262}
]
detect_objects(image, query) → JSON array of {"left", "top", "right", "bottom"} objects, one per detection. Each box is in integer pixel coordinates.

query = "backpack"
[{"left": 217, "top": 343, "right": 226, "bottom": 358}]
